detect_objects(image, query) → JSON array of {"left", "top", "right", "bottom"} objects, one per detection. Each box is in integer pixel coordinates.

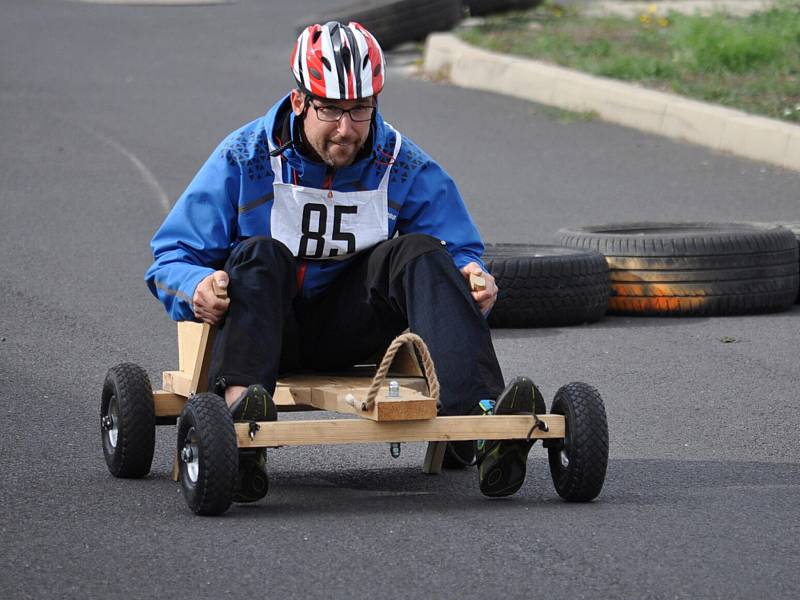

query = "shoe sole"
[{"left": 478, "top": 376, "right": 542, "bottom": 497}]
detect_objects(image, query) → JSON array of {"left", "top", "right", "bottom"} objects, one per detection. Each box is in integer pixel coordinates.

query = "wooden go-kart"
[{"left": 100, "top": 280, "right": 609, "bottom": 515}]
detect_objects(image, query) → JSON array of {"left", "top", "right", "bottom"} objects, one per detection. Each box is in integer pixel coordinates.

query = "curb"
[
  {"left": 423, "top": 33, "right": 800, "bottom": 172},
  {"left": 75, "top": 0, "right": 230, "bottom": 5},
  {"left": 583, "top": 1, "right": 770, "bottom": 18}
]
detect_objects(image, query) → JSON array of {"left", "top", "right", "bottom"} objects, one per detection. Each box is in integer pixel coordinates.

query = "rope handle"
[{"left": 359, "top": 333, "right": 440, "bottom": 411}]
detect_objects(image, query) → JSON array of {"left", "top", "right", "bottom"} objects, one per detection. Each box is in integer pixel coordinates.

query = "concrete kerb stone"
[
  {"left": 76, "top": 0, "right": 230, "bottom": 5},
  {"left": 661, "top": 99, "right": 735, "bottom": 150},
  {"left": 787, "top": 131, "right": 800, "bottom": 168},
  {"left": 423, "top": 33, "right": 800, "bottom": 172},
  {"left": 583, "top": 0, "right": 774, "bottom": 18}
]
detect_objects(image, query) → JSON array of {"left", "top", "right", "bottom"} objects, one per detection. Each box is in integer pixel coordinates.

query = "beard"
[{"left": 313, "top": 135, "right": 364, "bottom": 168}]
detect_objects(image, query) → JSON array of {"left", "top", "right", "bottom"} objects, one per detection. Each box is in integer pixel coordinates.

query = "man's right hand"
[{"left": 193, "top": 270, "right": 230, "bottom": 325}]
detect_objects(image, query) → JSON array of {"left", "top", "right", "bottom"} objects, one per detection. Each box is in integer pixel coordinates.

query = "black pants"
[{"left": 208, "top": 234, "right": 505, "bottom": 415}]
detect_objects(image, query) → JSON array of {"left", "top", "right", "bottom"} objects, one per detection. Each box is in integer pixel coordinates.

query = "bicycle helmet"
[{"left": 291, "top": 21, "right": 385, "bottom": 100}]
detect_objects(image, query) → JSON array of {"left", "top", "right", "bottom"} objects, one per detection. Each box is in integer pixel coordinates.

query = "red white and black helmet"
[{"left": 291, "top": 21, "right": 386, "bottom": 100}]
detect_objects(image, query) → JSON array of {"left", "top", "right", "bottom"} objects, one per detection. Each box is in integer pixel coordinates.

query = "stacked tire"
[
  {"left": 483, "top": 244, "right": 609, "bottom": 327},
  {"left": 464, "top": 0, "right": 542, "bottom": 16},
  {"left": 768, "top": 222, "right": 800, "bottom": 303},
  {"left": 297, "top": 0, "right": 464, "bottom": 50},
  {"left": 558, "top": 222, "right": 799, "bottom": 316}
]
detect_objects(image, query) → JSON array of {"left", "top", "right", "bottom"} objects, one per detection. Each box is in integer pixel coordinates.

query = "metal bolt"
[
  {"left": 181, "top": 446, "right": 194, "bottom": 463},
  {"left": 101, "top": 415, "right": 113, "bottom": 430},
  {"left": 387, "top": 380, "right": 400, "bottom": 398}
]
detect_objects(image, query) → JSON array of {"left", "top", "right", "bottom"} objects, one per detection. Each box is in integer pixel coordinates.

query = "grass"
[{"left": 458, "top": 1, "right": 800, "bottom": 123}]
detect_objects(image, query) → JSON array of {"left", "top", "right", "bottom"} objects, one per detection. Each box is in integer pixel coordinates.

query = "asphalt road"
[{"left": 1, "top": 1, "right": 799, "bottom": 599}]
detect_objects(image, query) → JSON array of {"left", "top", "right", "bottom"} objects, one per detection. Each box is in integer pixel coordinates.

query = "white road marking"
[{"left": 86, "top": 127, "right": 172, "bottom": 213}]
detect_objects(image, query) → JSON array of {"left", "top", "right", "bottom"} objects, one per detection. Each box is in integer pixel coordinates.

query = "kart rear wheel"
[
  {"left": 101, "top": 363, "right": 155, "bottom": 478},
  {"left": 178, "top": 393, "right": 238, "bottom": 516},
  {"left": 547, "top": 382, "right": 608, "bottom": 502}
]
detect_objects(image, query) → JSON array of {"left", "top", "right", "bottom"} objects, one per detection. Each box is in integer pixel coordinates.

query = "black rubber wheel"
[
  {"left": 558, "top": 222, "right": 799, "bottom": 316},
  {"left": 101, "top": 363, "right": 155, "bottom": 478},
  {"left": 547, "top": 382, "right": 608, "bottom": 502},
  {"left": 296, "top": 0, "right": 464, "bottom": 50},
  {"left": 464, "top": 0, "right": 541, "bottom": 16},
  {"left": 483, "top": 243, "right": 610, "bottom": 328},
  {"left": 177, "top": 393, "right": 238, "bottom": 516}
]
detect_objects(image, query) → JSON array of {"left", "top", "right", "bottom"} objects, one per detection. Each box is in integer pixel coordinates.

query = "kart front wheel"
[
  {"left": 547, "top": 382, "right": 608, "bottom": 502},
  {"left": 177, "top": 393, "right": 238, "bottom": 516}
]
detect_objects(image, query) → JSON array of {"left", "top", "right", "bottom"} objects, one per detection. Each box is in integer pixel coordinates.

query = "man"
[{"left": 146, "top": 21, "right": 544, "bottom": 502}]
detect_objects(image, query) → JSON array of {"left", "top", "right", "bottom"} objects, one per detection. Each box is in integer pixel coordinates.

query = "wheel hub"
[
  {"left": 103, "top": 396, "right": 119, "bottom": 448},
  {"left": 181, "top": 440, "right": 200, "bottom": 483}
]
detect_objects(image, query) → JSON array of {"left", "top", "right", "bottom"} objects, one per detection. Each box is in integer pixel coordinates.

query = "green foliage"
[
  {"left": 669, "top": 12, "right": 785, "bottom": 73},
  {"left": 457, "top": 3, "right": 800, "bottom": 122}
]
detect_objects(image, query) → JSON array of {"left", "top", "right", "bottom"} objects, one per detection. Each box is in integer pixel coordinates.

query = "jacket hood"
[{"left": 263, "top": 93, "right": 393, "bottom": 184}]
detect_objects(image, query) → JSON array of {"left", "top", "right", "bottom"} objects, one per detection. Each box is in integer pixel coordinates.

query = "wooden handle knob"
[
  {"left": 211, "top": 279, "right": 229, "bottom": 299},
  {"left": 469, "top": 273, "right": 486, "bottom": 292}
]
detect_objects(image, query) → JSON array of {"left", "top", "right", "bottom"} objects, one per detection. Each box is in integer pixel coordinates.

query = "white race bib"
[{"left": 268, "top": 127, "right": 401, "bottom": 260}]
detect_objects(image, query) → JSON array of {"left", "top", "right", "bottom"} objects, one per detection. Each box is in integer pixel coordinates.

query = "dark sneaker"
[
  {"left": 476, "top": 376, "right": 545, "bottom": 497},
  {"left": 442, "top": 440, "right": 477, "bottom": 469},
  {"left": 235, "top": 449, "right": 270, "bottom": 503},
  {"left": 442, "top": 401, "right": 493, "bottom": 469},
  {"left": 228, "top": 384, "right": 277, "bottom": 503},
  {"left": 229, "top": 384, "right": 277, "bottom": 423}
]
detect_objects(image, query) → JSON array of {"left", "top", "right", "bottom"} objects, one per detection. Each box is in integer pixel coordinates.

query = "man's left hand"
[{"left": 460, "top": 262, "right": 498, "bottom": 315}]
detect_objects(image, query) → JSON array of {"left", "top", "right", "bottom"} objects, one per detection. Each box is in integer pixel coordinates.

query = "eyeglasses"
[{"left": 310, "top": 102, "right": 375, "bottom": 123}]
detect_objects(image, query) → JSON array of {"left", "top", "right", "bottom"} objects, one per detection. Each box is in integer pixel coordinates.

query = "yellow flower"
[
  {"left": 640, "top": 13, "right": 652, "bottom": 25},
  {"left": 647, "top": 3, "right": 658, "bottom": 13},
  {"left": 657, "top": 16, "right": 669, "bottom": 27}
]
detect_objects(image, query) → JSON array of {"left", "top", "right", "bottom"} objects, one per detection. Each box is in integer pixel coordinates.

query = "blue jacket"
[{"left": 146, "top": 94, "right": 486, "bottom": 321}]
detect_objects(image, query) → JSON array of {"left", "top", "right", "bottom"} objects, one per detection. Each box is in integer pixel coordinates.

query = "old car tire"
[
  {"left": 768, "top": 222, "right": 800, "bottom": 303},
  {"left": 178, "top": 393, "right": 238, "bottom": 516},
  {"left": 296, "top": 0, "right": 464, "bottom": 50},
  {"left": 101, "top": 363, "right": 155, "bottom": 478},
  {"left": 547, "top": 382, "right": 608, "bottom": 502},
  {"left": 558, "top": 222, "right": 799, "bottom": 316},
  {"left": 464, "top": 0, "right": 541, "bottom": 16},
  {"left": 483, "top": 244, "right": 610, "bottom": 328}
]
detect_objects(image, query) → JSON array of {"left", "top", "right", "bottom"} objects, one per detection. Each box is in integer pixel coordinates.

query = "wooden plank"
[
  {"left": 153, "top": 389, "right": 187, "bottom": 416},
  {"left": 189, "top": 324, "right": 214, "bottom": 394},
  {"left": 177, "top": 321, "right": 205, "bottom": 373},
  {"left": 157, "top": 373, "right": 434, "bottom": 417},
  {"left": 171, "top": 452, "right": 180, "bottom": 482},
  {"left": 276, "top": 375, "right": 435, "bottom": 420},
  {"left": 162, "top": 370, "right": 194, "bottom": 396},
  {"left": 274, "top": 382, "right": 309, "bottom": 406},
  {"left": 278, "top": 374, "right": 428, "bottom": 394},
  {"left": 423, "top": 441, "right": 447, "bottom": 474},
  {"left": 311, "top": 385, "right": 436, "bottom": 421},
  {"left": 235, "top": 414, "right": 565, "bottom": 447},
  {"left": 174, "top": 321, "right": 215, "bottom": 396}
]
